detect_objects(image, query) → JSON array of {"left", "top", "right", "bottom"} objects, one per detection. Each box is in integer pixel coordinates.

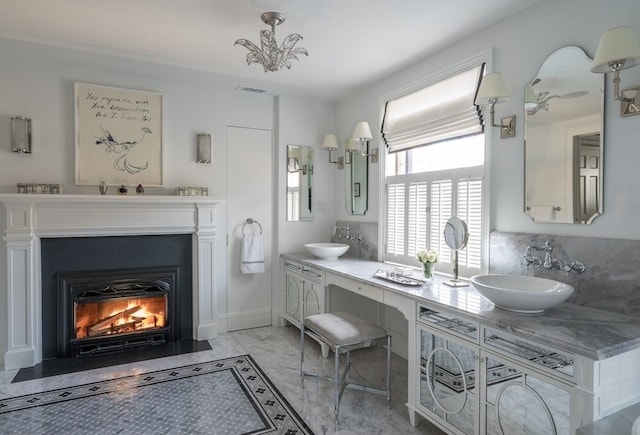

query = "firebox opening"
[
  {"left": 56, "top": 266, "right": 185, "bottom": 359},
  {"left": 74, "top": 283, "right": 169, "bottom": 340}
]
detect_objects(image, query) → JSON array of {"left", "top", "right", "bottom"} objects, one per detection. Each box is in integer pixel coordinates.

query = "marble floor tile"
[{"left": 1, "top": 326, "right": 444, "bottom": 434}]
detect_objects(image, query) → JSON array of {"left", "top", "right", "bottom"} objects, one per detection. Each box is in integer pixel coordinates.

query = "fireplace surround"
[{"left": 0, "top": 194, "right": 225, "bottom": 370}]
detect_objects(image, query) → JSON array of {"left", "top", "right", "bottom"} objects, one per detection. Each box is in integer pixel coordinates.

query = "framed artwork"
[{"left": 74, "top": 82, "right": 163, "bottom": 186}]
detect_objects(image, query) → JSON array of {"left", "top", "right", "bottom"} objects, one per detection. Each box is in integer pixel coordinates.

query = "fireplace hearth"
[
  {"left": 58, "top": 268, "right": 180, "bottom": 358},
  {"left": 0, "top": 194, "right": 223, "bottom": 371}
]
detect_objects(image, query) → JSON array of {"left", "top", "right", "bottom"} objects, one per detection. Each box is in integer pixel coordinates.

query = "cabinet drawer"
[
  {"left": 326, "top": 273, "right": 384, "bottom": 303},
  {"left": 301, "top": 266, "right": 323, "bottom": 282},
  {"left": 417, "top": 304, "right": 479, "bottom": 342},
  {"left": 283, "top": 260, "right": 303, "bottom": 273},
  {"left": 483, "top": 326, "right": 575, "bottom": 380}
]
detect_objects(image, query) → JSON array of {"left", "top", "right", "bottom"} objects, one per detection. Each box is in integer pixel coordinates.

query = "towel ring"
[{"left": 242, "top": 218, "right": 263, "bottom": 236}]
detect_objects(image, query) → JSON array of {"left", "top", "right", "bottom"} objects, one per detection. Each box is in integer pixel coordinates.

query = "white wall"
[
  {"left": 335, "top": 0, "right": 640, "bottom": 241},
  {"left": 0, "top": 37, "right": 337, "bottom": 365}
]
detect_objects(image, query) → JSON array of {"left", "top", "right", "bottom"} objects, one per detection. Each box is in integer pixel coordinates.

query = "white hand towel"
[{"left": 241, "top": 234, "right": 265, "bottom": 274}]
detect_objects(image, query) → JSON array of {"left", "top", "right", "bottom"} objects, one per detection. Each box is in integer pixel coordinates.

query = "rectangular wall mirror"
[
  {"left": 286, "top": 145, "right": 313, "bottom": 221},
  {"left": 345, "top": 141, "right": 368, "bottom": 215},
  {"left": 524, "top": 46, "right": 604, "bottom": 224}
]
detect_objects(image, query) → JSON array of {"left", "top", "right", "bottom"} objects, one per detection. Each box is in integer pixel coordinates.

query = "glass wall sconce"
[
  {"left": 592, "top": 26, "right": 640, "bottom": 117},
  {"left": 474, "top": 72, "right": 516, "bottom": 138},
  {"left": 351, "top": 121, "right": 378, "bottom": 163},
  {"left": 10, "top": 116, "right": 32, "bottom": 153},
  {"left": 196, "top": 133, "right": 212, "bottom": 163},
  {"left": 321, "top": 133, "right": 344, "bottom": 169}
]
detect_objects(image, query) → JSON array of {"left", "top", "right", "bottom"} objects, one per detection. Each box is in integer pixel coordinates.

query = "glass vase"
[{"left": 423, "top": 262, "right": 434, "bottom": 280}]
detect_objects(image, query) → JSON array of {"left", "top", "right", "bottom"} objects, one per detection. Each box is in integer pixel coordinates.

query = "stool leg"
[
  {"left": 300, "top": 324, "right": 305, "bottom": 387},
  {"left": 334, "top": 346, "right": 340, "bottom": 423},
  {"left": 386, "top": 335, "right": 391, "bottom": 408}
]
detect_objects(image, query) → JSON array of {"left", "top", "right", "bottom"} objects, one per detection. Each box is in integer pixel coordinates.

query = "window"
[
  {"left": 382, "top": 60, "right": 487, "bottom": 278},
  {"left": 385, "top": 136, "right": 484, "bottom": 276}
]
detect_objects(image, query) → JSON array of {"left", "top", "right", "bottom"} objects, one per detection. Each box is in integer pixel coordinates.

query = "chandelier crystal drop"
[{"left": 234, "top": 11, "right": 308, "bottom": 73}]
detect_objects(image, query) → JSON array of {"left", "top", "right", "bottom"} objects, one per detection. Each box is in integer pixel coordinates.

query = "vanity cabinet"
[
  {"left": 415, "top": 304, "right": 575, "bottom": 435},
  {"left": 282, "top": 260, "right": 324, "bottom": 328}
]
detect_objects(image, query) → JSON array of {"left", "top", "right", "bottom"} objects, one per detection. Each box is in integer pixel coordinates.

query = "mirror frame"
[{"left": 524, "top": 46, "right": 604, "bottom": 224}]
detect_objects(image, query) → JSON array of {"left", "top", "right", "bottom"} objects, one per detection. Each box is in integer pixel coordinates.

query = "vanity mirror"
[
  {"left": 345, "top": 139, "right": 368, "bottom": 215},
  {"left": 286, "top": 145, "right": 313, "bottom": 221},
  {"left": 524, "top": 46, "right": 604, "bottom": 224},
  {"left": 443, "top": 217, "right": 469, "bottom": 287}
]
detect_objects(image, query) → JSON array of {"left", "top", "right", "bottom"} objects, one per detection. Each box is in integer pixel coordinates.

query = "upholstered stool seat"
[{"left": 300, "top": 311, "right": 391, "bottom": 423}]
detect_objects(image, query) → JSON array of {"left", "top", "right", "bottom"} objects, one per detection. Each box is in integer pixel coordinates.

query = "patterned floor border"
[{"left": 0, "top": 355, "right": 313, "bottom": 435}]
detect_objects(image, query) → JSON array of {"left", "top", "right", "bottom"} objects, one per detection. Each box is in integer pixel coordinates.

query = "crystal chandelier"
[{"left": 235, "top": 12, "right": 308, "bottom": 73}]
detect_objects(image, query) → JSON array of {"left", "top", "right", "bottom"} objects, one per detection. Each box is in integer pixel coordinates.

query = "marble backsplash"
[
  {"left": 490, "top": 231, "right": 640, "bottom": 317},
  {"left": 331, "top": 220, "right": 378, "bottom": 261}
]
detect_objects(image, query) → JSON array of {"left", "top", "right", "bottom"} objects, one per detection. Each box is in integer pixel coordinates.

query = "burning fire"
[{"left": 75, "top": 297, "right": 166, "bottom": 339}]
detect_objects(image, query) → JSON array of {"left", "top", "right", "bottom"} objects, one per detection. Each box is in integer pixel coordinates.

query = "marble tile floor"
[{"left": 0, "top": 325, "right": 444, "bottom": 434}]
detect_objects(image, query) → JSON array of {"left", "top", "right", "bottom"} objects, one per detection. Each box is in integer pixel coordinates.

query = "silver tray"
[{"left": 373, "top": 269, "right": 424, "bottom": 286}]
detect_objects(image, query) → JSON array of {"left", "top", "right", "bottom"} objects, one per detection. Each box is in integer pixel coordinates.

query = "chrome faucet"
[{"left": 523, "top": 240, "right": 585, "bottom": 273}]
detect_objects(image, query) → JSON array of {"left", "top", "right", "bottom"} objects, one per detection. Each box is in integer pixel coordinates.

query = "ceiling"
[{"left": 1, "top": 0, "right": 542, "bottom": 100}]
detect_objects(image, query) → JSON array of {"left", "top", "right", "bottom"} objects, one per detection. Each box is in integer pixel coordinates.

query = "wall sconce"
[
  {"left": 196, "top": 133, "right": 212, "bottom": 163},
  {"left": 474, "top": 72, "right": 516, "bottom": 139},
  {"left": 321, "top": 133, "right": 344, "bottom": 169},
  {"left": 10, "top": 116, "right": 32, "bottom": 153},
  {"left": 591, "top": 26, "right": 640, "bottom": 117},
  {"left": 351, "top": 121, "right": 378, "bottom": 163}
]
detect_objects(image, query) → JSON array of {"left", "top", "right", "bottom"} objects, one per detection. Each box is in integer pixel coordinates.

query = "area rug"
[{"left": 0, "top": 355, "right": 313, "bottom": 435}]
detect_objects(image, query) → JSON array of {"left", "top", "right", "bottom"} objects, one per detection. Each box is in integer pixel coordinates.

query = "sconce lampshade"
[
  {"left": 345, "top": 137, "right": 361, "bottom": 151},
  {"left": 475, "top": 72, "right": 510, "bottom": 105},
  {"left": 321, "top": 133, "right": 339, "bottom": 150},
  {"left": 352, "top": 121, "right": 373, "bottom": 140},
  {"left": 592, "top": 26, "right": 640, "bottom": 73},
  {"left": 10, "top": 116, "right": 32, "bottom": 154},
  {"left": 196, "top": 133, "right": 212, "bottom": 163}
]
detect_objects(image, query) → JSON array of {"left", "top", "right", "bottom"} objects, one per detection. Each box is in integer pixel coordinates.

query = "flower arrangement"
[
  {"left": 417, "top": 249, "right": 439, "bottom": 265},
  {"left": 417, "top": 249, "right": 439, "bottom": 279}
]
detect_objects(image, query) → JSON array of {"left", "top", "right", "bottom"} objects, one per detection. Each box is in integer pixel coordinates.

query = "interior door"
[{"left": 227, "top": 126, "right": 272, "bottom": 331}]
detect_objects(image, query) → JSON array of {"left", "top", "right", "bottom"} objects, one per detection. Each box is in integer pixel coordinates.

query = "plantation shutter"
[
  {"left": 430, "top": 180, "right": 453, "bottom": 264},
  {"left": 456, "top": 178, "right": 483, "bottom": 271},
  {"left": 386, "top": 183, "right": 406, "bottom": 256},
  {"left": 407, "top": 182, "right": 428, "bottom": 259},
  {"left": 381, "top": 64, "right": 485, "bottom": 153}
]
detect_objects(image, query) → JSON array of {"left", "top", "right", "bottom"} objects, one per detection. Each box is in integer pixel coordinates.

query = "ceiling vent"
[{"left": 236, "top": 85, "right": 268, "bottom": 94}]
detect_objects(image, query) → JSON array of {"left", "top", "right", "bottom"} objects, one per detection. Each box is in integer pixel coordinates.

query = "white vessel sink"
[
  {"left": 304, "top": 243, "right": 349, "bottom": 260},
  {"left": 470, "top": 274, "right": 574, "bottom": 313}
]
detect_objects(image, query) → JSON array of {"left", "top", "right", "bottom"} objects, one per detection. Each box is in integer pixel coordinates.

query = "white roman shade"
[{"left": 381, "top": 63, "right": 485, "bottom": 153}]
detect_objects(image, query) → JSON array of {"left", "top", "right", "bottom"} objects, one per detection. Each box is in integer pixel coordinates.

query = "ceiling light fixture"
[{"left": 235, "top": 11, "right": 308, "bottom": 73}]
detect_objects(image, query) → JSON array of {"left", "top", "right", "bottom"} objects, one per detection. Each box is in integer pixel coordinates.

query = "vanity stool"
[{"left": 300, "top": 311, "right": 391, "bottom": 423}]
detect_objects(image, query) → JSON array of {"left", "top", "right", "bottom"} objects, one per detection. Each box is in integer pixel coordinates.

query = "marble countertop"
[
  {"left": 282, "top": 253, "right": 640, "bottom": 360},
  {"left": 577, "top": 402, "right": 640, "bottom": 434}
]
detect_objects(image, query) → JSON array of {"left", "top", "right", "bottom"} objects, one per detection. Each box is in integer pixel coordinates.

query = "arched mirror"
[
  {"left": 443, "top": 217, "right": 469, "bottom": 287},
  {"left": 286, "top": 145, "right": 313, "bottom": 221},
  {"left": 524, "top": 46, "right": 604, "bottom": 224},
  {"left": 345, "top": 139, "right": 368, "bottom": 215}
]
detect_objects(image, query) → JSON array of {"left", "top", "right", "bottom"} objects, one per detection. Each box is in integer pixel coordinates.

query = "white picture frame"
[{"left": 74, "top": 82, "right": 163, "bottom": 186}]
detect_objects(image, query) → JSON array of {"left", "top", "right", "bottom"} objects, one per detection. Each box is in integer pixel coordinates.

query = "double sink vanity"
[{"left": 281, "top": 252, "right": 640, "bottom": 435}]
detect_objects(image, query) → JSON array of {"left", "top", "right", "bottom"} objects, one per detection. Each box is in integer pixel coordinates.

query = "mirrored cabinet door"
[
  {"left": 284, "top": 273, "right": 301, "bottom": 321},
  {"left": 303, "top": 281, "right": 321, "bottom": 318},
  {"left": 484, "top": 352, "right": 571, "bottom": 435},
  {"left": 419, "top": 326, "right": 477, "bottom": 435}
]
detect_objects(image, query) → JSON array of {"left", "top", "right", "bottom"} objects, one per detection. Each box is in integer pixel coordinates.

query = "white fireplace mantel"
[{"left": 0, "top": 193, "right": 226, "bottom": 370}]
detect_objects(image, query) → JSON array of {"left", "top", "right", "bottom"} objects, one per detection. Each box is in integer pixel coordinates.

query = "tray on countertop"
[{"left": 373, "top": 269, "right": 424, "bottom": 286}]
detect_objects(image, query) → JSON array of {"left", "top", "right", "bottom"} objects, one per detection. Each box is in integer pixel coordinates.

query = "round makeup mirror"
[{"left": 443, "top": 217, "right": 469, "bottom": 287}]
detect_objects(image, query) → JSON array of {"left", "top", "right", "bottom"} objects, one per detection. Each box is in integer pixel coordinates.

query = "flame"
[{"left": 75, "top": 296, "right": 166, "bottom": 339}]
